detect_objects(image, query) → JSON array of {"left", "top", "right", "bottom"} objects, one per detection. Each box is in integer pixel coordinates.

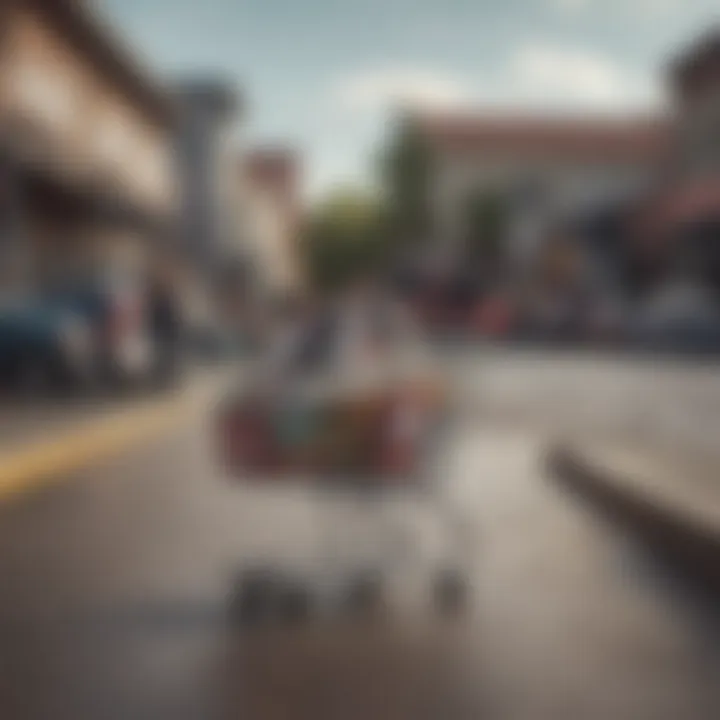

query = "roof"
[
  {"left": 30, "top": 0, "right": 176, "bottom": 127},
  {"left": 246, "top": 147, "right": 298, "bottom": 174},
  {"left": 412, "top": 112, "right": 671, "bottom": 164},
  {"left": 244, "top": 147, "right": 300, "bottom": 194},
  {"left": 636, "top": 176, "right": 720, "bottom": 232}
]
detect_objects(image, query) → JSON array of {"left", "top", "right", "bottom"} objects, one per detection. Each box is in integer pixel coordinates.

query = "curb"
[{"left": 546, "top": 444, "right": 720, "bottom": 593}]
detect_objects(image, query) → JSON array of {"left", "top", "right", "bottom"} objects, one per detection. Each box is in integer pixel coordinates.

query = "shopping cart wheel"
[
  {"left": 229, "top": 567, "right": 279, "bottom": 625},
  {"left": 342, "top": 569, "right": 384, "bottom": 617},
  {"left": 432, "top": 568, "right": 469, "bottom": 616},
  {"left": 277, "top": 580, "right": 313, "bottom": 623}
]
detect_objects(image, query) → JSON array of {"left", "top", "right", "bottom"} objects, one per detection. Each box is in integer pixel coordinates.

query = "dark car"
[
  {"left": 0, "top": 273, "right": 161, "bottom": 394},
  {"left": 0, "top": 290, "right": 94, "bottom": 391}
]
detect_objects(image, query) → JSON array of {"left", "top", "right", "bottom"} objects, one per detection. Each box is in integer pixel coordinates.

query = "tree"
[
  {"left": 301, "top": 188, "right": 388, "bottom": 292},
  {"left": 378, "top": 114, "right": 435, "bottom": 247},
  {"left": 301, "top": 114, "right": 435, "bottom": 293},
  {"left": 463, "top": 189, "right": 507, "bottom": 281}
]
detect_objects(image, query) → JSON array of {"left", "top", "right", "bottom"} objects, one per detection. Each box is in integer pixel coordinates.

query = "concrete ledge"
[{"left": 546, "top": 443, "right": 720, "bottom": 593}]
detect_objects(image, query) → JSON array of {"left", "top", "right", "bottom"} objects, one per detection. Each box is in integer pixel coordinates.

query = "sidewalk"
[{"left": 547, "top": 440, "right": 720, "bottom": 588}]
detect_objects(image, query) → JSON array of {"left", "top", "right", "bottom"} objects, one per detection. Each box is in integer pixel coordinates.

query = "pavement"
[
  {"left": 0, "top": 359, "right": 718, "bottom": 719},
  {"left": 448, "top": 345, "right": 720, "bottom": 457},
  {"left": 451, "top": 345, "right": 720, "bottom": 590},
  {"left": 0, "top": 366, "right": 236, "bottom": 504}
]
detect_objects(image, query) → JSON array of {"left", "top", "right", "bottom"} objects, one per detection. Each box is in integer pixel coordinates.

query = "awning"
[
  {"left": 0, "top": 120, "right": 175, "bottom": 238},
  {"left": 635, "top": 177, "right": 720, "bottom": 234}
]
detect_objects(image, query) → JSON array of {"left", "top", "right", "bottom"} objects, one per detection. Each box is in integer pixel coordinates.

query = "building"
[
  {"left": 0, "top": 0, "right": 176, "bottom": 289},
  {"left": 630, "top": 28, "right": 720, "bottom": 295},
  {"left": 670, "top": 29, "right": 720, "bottom": 177},
  {"left": 173, "top": 78, "right": 241, "bottom": 274},
  {"left": 411, "top": 111, "right": 670, "bottom": 269},
  {"left": 239, "top": 147, "right": 303, "bottom": 297}
]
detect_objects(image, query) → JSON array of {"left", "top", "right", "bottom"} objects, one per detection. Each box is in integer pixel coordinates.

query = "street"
[
  {"left": 2, "top": 0, "right": 720, "bottom": 716},
  {"left": 0, "top": 353, "right": 718, "bottom": 720}
]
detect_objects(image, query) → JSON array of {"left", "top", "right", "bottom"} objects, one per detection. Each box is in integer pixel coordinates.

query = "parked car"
[
  {"left": 0, "top": 272, "right": 168, "bottom": 394},
  {"left": 630, "top": 281, "right": 720, "bottom": 353},
  {"left": 46, "top": 274, "right": 157, "bottom": 388},
  {"left": 217, "top": 297, "right": 447, "bottom": 480},
  {"left": 0, "top": 290, "right": 94, "bottom": 391}
]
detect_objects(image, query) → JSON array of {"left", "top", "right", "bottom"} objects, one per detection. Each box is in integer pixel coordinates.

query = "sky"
[{"left": 98, "top": 0, "right": 720, "bottom": 199}]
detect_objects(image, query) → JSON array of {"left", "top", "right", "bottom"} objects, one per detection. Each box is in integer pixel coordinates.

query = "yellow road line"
[{"left": 0, "top": 394, "right": 193, "bottom": 502}]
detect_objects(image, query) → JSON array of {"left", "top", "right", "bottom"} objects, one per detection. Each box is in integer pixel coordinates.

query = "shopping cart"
[
  {"left": 216, "top": 300, "right": 472, "bottom": 623},
  {"left": 218, "top": 385, "right": 475, "bottom": 622}
]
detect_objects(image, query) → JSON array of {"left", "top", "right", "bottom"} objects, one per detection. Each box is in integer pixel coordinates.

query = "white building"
[
  {"left": 411, "top": 112, "right": 670, "bottom": 265},
  {"left": 238, "top": 148, "right": 302, "bottom": 298}
]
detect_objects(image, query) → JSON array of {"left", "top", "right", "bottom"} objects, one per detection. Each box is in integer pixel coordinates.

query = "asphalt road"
[{"left": 0, "top": 361, "right": 718, "bottom": 719}]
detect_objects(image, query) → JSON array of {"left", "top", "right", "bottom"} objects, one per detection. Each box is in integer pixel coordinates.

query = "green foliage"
[
  {"left": 463, "top": 189, "right": 507, "bottom": 276},
  {"left": 301, "top": 188, "right": 389, "bottom": 292},
  {"left": 301, "top": 115, "right": 436, "bottom": 293},
  {"left": 378, "top": 115, "right": 434, "bottom": 245}
]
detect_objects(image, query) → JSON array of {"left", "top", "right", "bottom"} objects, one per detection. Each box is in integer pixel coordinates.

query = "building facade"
[
  {"left": 239, "top": 147, "right": 302, "bottom": 297},
  {"left": 630, "top": 29, "right": 720, "bottom": 295},
  {"left": 173, "top": 78, "right": 240, "bottom": 274},
  {"left": 670, "top": 30, "right": 720, "bottom": 177},
  {"left": 411, "top": 111, "right": 669, "bottom": 268},
  {"left": 0, "top": 0, "right": 176, "bottom": 289}
]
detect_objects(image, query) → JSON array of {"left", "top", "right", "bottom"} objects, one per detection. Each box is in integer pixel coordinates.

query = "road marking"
[{"left": 0, "top": 393, "right": 194, "bottom": 503}]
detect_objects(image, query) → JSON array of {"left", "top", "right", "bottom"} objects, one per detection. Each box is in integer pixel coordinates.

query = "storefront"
[{"left": 0, "top": 0, "right": 177, "bottom": 292}]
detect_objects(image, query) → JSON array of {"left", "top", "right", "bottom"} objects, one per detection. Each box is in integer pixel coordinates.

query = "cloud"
[
  {"left": 549, "top": 0, "right": 687, "bottom": 14},
  {"left": 332, "top": 67, "right": 474, "bottom": 112},
  {"left": 507, "top": 43, "right": 663, "bottom": 110},
  {"left": 329, "top": 43, "right": 662, "bottom": 121}
]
